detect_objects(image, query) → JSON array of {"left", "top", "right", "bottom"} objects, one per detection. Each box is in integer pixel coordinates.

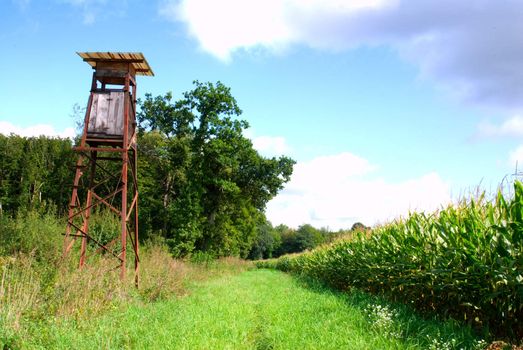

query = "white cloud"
[
  {"left": 252, "top": 135, "right": 290, "bottom": 157},
  {"left": 266, "top": 152, "right": 450, "bottom": 229},
  {"left": 0, "top": 121, "right": 75, "bottom": 139},
  {"left": 244, "top": 128, "right": 292, "bottom": 157},
  {"left": 161, "top": 0, "right": 292, "bottom": 61},
  {"left": 163, "top": 0, "right": 523, "bottom": 111},
  {"left": 478, "top": 115, "right": 523, "bottom": 138},
  {"left": 160, "top": 0, "right": 396, "bottom": 61}
]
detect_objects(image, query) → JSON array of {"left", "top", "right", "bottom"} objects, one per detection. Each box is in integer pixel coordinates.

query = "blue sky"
[{"left": 1, "top": 0, "right": 522, "bottom": 229}]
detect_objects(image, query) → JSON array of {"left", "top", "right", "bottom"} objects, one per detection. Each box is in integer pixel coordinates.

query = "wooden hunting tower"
[{"left": 63, "top": 52, "right": 153, "bottom": 285}]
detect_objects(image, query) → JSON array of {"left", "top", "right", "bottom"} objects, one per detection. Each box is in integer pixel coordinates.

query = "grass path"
[{"left": 24, "top": 269, "right": 479, "bottom": 349}]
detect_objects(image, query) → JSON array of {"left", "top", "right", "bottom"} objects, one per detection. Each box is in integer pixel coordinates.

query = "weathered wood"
[
  {"left": 95, "top": 71, "right": 136, "bottom": 86},
  {"left": 85, "top": 58, "right": 144, "bottom": 63},
  {"left": 96, "top": 62, "right": 136, "bottom": 76},
  {"left": 96, "top": 70, "right": 128, "bottom": 78},
  {"left": 87, "top": 92, "right": 125, "bottom": 137},
  {"left": 77, "top": 52, "right": 154, "bottom": 76}
]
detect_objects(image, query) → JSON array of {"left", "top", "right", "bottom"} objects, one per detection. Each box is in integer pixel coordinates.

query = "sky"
[{"left": 1, "top": 0, "right": 523, "bottom": 229}]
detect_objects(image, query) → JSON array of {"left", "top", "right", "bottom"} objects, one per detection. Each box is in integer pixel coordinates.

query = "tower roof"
[{"left": 77, "top": 52, "right": 154, "bottom": 76}]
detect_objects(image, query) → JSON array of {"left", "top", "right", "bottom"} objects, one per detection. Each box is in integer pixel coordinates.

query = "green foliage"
[
  {"left": 267, "top": 223, "right": 350, "bottom": 258},
  {"left": 351, "top": 221, "right": 369, "bottom": 231},
  {"left": 248, "top": 219, "right": 281, "bottom": 259},
  {"left": 188, "top": 250, "right": 217, "bottom": 265},
  {"left": 0, "top": 134, "right": 74, "bottom": 214},
  {"left": 0, "top": 206, "right": 63, "bottom": 263},
  {"left": 137, "top": 81, "right": 295, "bottom": 257},
  {"left": 86, "top": 208, "right": 121, "bottom": 248},
  {"left": 295, "top": 224, "right": 325, "bottom": 251},
  {"left": 258, "top": 181, "right": 523, "bottom": 340},
  {"left": 274, "top": 224, "right": 299, "bottom": 255}
]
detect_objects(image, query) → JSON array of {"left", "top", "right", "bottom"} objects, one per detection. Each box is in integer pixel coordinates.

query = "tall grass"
[
  {"left": 258, "top": 181, "right": 523, "bottom": 340},
  {"left": 0, "top": 254, "right": 41, "bottom": 333},
  {"left": 138, "top": 244, "right": 190, "bottom": 301},
  {"left": 0, "top": 209, "right": 250, "bottom": 348}
]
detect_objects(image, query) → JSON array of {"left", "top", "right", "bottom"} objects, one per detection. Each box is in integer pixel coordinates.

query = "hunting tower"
[{"left": 64, "top": 52, "right": 153, "bottom": 285}]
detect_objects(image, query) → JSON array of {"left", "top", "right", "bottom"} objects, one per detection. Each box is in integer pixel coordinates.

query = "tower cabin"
[{"left": 77, "top": 52, "right": 154, "bottom": 147}]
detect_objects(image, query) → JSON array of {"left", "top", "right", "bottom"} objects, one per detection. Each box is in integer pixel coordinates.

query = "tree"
[
  {"left": 137, "top": 81, "right": 295, "bottom": 257},
  {"left": 0, "top": 134, "right": 74, "bottom": 214},
  {"left": 274, "top": 224, "right": 299, "bottom": 256},
  {"left": 248, "top": 220, "right": 281, "bottom": 260},
  {"left": 295, "top": 224, "right": 324, "bottom": 251},
  {"left": 351, "top": 222, "right": 368, "bottom": 231}
]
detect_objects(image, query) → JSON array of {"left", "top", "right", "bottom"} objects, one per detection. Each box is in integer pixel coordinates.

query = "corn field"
[{"left": 257, "top": 181, "right": 523, "bottom": 339}]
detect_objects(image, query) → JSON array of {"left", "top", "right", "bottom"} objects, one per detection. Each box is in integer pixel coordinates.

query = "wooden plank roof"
[{"left": 77, "top": 52, "right": 154, "bottom": 76}]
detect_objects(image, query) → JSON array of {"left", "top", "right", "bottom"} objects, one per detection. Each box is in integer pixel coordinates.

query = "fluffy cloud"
[
  {"left": 244, "top": 129, "right": 292, "bottom": 157},
  {"left": 163, "top": 0, "right": 523, "bottom": 110},
  {"left": 0, "top": 121, "right": 75, "bottom": 139},
  {"left": 252, "top": 135, "right": 291, "bottom": 157},
  {"left": 161, "top": 0, "right": 293, "bottom": 61},
  {"left": 161, "top": 0, "right": 396, "bottom": 61},
  {"left": 266, "top": 152, "right": 450, "bottom": 229},
  {"left": 478, "top": 115, "right": 523, "bottom": 138}
]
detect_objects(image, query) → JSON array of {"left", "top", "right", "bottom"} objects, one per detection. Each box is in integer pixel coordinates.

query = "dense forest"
[{"left": 0, "top": 81, "right": 358, "bottom": 259}]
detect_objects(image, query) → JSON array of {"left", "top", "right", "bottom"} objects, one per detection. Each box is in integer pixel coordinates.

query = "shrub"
[{"left": 0, "top": 206, "right": 63, "bottom": 263}]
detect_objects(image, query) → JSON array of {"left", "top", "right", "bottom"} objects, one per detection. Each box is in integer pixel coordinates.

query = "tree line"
[{"left": 0, "top": 81, "right": 365, "bottom": 259}]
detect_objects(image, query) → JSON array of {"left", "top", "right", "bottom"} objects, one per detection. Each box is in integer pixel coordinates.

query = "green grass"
[{"left": 13, "top": 269, "right": 483, "bottom": 349}]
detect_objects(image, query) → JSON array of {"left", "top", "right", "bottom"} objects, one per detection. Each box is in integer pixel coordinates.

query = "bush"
[{"left": 0, "top": 206, "right": 63, "bottom": 263}]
